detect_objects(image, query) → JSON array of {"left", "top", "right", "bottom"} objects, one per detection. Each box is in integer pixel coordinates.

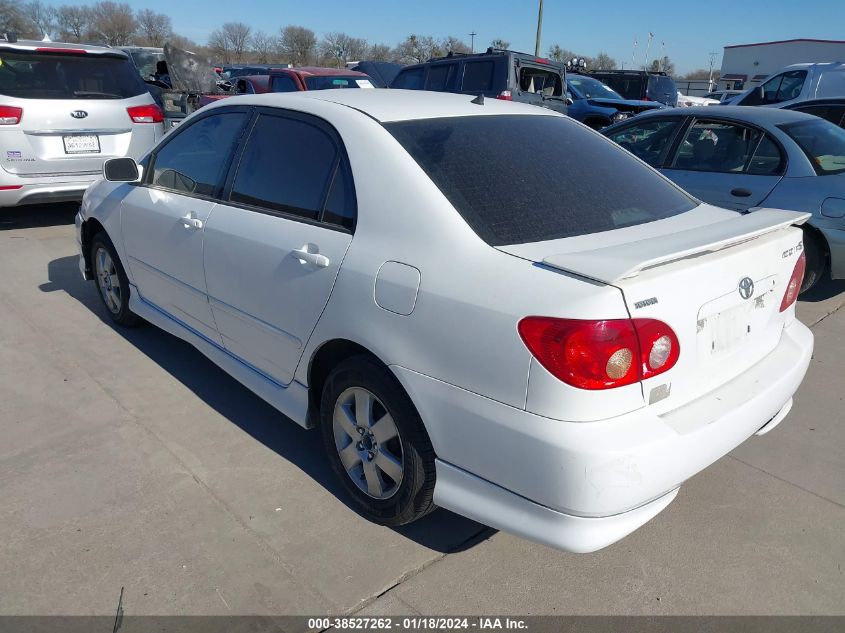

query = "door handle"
[
  {"left": 292, "top": 247, "right": 330, "bottom": 268},
  {"left": 731, "top": 188, "right": 752, "bottom": 198},
  {"left": 181, "top": 213, "right": 203, "bottom": 229}
]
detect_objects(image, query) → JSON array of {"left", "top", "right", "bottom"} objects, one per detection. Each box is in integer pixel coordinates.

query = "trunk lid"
[{"left": 499, "top": 206, "right": 810, "bottom": 412}]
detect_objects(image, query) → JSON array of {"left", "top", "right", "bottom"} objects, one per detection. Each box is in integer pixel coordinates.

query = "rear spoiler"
[{"left": 542, "top": 209, "right": 811, "bottom": 284}]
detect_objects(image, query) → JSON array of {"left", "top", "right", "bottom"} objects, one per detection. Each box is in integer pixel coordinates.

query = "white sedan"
[{"left": 76, "top": 90, "right": 813, "bottom": 552}]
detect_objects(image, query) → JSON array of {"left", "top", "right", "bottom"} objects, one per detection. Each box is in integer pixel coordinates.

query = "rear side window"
[
  {"left": 746, "top": 135, "right": 784, "bottom": 175},
  {"left": 519, "top": 66, "right": 562, "bottom": 97},
  {"left": 151, "top": 112, "right": 247, "bottom": 196},
  {"left": 386, "top": 115, "right": 695, "bottom": 246},
  {"left": 0, "top": 51, "right": 148, "bottom": 99},
  {"left": 392, "top": 68, "right": 424, "bottom": 90},
  {"left": 230, "top": 114, "right": 338, "bottom": 220},
  {"left": 426, "top": 64, "right": 457, "bottom": 91},
  {"left": 781, "top": 118, "right": 845, "bottom": 175},
  {"left": 271, "top": 75, "right": 298, "bottom": 92},
  {"left": 671, "top": 120, "right": 763, "bottom": 173},
  {"left": 305, "top": 75, "right": 369, "bottom": 90},
  {"left": 461, "top": 61, "right": 496, "bottom": 92}
]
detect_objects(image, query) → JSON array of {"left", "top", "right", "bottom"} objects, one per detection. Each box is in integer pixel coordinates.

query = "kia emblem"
[{"left": 70, "top": 110, "right": 88, "bottom": 119}]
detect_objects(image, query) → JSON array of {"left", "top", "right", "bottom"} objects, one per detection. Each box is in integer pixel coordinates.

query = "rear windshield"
[
  {"left": 386, "top": 114, "right": 696, "bottom": 246},
  {"left": 781, "top": 118, "right": 845, "bottom": 175},
  {"left": 304, "top": 75, "right": 372, "bottom": 90},
  {"left": 0, "top": 51, "right": 147, "bottom": 100}
]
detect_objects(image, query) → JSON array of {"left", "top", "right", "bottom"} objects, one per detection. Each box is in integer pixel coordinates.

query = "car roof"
[
  {"left": 0, "top": 39, "right": 127, "bottom": 57},
  {"left": 633, "top": 105, "right": 816, "bottom": 126},
  {"left": 204, "top": 88, "right": 557, "bottom": 123}
]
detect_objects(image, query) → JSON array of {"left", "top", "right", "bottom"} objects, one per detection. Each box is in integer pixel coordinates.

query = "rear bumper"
[
  {"left": 0, "top": 177, "right": 95, "bottom": 207},
  {"left": 395, "top": 319, "right": 813, "bottom": 551}
]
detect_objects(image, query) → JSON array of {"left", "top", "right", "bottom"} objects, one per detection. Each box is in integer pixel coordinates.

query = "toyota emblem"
[{"left": 738, "top": 277, "right": 754, "bottom": 300}]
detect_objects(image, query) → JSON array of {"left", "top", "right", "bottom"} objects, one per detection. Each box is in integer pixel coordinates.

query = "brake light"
[
  {"left": 127, "top": 104, "right": 164, "bottom": 124},
  {"left": 534, "top": 58, "right": 550, "bottom": 64},
  {"left": 518, "top": 317, "right": 680, "bottom": 390},
  {"left": 35, "top": 47, "right": 87, "bottom": 54},
  {"left": 779, "top": 251, "right": 806, "bottom": 312},
  {"left": 0, "top": 106, "right": 23, "bottom": 125},
  {"left": 496, "top": 90, "right": 513, "bottom": 101}
]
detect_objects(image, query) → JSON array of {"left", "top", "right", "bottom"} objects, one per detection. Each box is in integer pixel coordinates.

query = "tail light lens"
[
  {"left": 0, "top": 106, "right": 23, "bottom": 125},
  {"left": 518, "top": 317, "right": 680, "bottom": 390},
  {"left": 779, "top": 251, "right": 806, "bottom": 312},
  {"left": 127, "top": 104, "right": 164, "bottom": 123},
  {"left": 496, "top": 90, "right": 513, "bottom": 101}
]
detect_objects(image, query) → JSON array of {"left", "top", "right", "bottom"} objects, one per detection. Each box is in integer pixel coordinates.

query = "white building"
[{"left": 719, "top": 38, "right": 845, "bottom": 90}]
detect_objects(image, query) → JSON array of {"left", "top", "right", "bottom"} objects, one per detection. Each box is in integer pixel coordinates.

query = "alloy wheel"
[{"left": 94, "top": 246, "right": 122, "bottom": 315}]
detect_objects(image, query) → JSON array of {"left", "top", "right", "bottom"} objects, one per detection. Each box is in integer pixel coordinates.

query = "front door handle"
[
  {"left": 181, "top": 213, "right": 203, "bottom": 229},
  {"left": 292, "top": 247, "right": 330, "bottom": 268},
  {"left": 731, "top": 188, "right": 752, "bottom": 198}
]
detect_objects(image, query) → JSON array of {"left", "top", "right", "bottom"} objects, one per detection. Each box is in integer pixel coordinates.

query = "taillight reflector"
[
  {"left": 518, "top": 317, "right": 680, "bottom": 390},
  {"left": 779, "top": 251, "right": 806, "bottom": 312},
  {"left": 496, "top": 90, "right": 513, "bottom": 101},
  {"left": 127, "top": 104, "right": 164, "bottom": 124},
  {"left": 0, "top": 106, "right": 23, "bottom": 125},
  {"left": 0, "top": 185, "right": 23, "bottom": 191}
]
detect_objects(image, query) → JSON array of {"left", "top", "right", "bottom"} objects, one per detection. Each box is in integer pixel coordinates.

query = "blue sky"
[{"left": 46, "top": 0, "right": 844, "bottom": 74}]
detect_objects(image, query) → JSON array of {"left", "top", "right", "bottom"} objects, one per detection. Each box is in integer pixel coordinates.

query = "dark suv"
[
  {"left": 588, "top": 70, "right": 677, "bottom": 107},
  {"left": 391, "top": 48, "right": 568, "bottom": 114}
]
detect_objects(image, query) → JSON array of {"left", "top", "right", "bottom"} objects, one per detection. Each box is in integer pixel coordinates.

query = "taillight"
[
  {"left": 0, "top": 106, "right": 23, "bottom": 125},
  {"left": 496, "top": 90, "right": 513, "bottom": 101},
  {"left": 779, "top": 251, "right": 806, "bottom": 312},
  {"left": 642, "top": 96, "right": 650, "bottom": 101},
  {"left": 518, "top": 317, "right": 680, "bottom": 390},
  {"left": 127, "top": 104, "right": 164, "bottom": 123}
]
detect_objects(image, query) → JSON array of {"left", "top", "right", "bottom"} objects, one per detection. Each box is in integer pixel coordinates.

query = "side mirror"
[
  {"left": 565, "top": 92, "right": 574, "bottom": 105},
  {"left": 104, "top": 157, "right": 140, "bottom": 182}
]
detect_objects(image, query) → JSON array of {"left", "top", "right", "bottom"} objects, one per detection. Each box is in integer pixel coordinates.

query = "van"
[{"left": 731, "top": 62, "right": 845, "bottom": 107}]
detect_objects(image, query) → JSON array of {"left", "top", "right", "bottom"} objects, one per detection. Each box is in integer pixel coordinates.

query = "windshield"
[
  {"left": 567, "top": 75, "right": 623, "bottom": 100},
  {"left": 125, "top": 49, "right": 165, "bottom": 79},
  {"left": 0, "top": 51, "right": 147, "bottom": 99},
  {"left": 305, "top": 75, "right": 373, "bottom": 90},
  {"left": 386, "top": 115, "right": 695, "bottom": 246},
  {"left": 781, "top": 118, "right": 845, "bottom": 175}
]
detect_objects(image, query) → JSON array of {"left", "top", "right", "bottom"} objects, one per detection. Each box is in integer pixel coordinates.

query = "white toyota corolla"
[{"left": 76, "top": 90, "right": 813, "bottom": 552}]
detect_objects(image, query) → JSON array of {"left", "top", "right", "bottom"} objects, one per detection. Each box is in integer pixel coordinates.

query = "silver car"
[
  {"left": 604, "top": 106, "right": 845, "bottom": 292},
  {"left": 0, "top": 39, "right": 164, "bottom": 208}
]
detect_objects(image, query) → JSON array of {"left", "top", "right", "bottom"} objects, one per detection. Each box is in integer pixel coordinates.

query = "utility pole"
[
  {"left": 708, "top": 50, "right": 719, "bottom": 90},
  {"left": 469, "top": 31, "right": 477, "bottom": 53},
  {"left": 534, "top": 0, "right": 543, "bottom": 57}
]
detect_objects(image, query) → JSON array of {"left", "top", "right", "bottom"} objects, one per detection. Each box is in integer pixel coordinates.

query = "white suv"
[{"left": 0, "top": 39, "right": 164, "bottom": 207}]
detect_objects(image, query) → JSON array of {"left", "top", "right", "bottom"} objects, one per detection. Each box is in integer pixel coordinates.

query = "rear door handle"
[
  {"left": 292, "top": 247, "right": 330, "bottom": 268},
  {"left": 731, "top": 188, "right": 752, "bottom": 198}
]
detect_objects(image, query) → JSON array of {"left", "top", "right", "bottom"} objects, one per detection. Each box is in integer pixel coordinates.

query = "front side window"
[
  {"left": 743, "top": 71, "right": 807, "bottom": 105},
  {"left": 271, "top": 75, "right": 299, "bottom": 92},
  {"left": 781, "top": 118, "right": 845, "bottom": 175},
  {"left": 671, "top": 120, "right": 763, "bottom": 173},
  {"left": 0, "top": 51, "right": 147, "bottom": 99},
  {"left": 606, "top": 119, "right": 680, "bottom": 166},
  {"left": 230, "top": 114, "right": 339, "bottom": 220},
  {"left": 386, "top": 114, "right": 695, "bottom": 246},
  {"left": 151, "top": 112, "right": 247, "bottom": 196}
]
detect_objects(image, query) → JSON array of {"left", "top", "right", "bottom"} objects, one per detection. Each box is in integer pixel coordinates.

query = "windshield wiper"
[{"left": 73, "top": 91, "right": 122, "bottom": 99}]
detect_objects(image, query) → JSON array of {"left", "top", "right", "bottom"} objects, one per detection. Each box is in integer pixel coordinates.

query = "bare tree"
[
  {"left": 649, "top": 56, "right": 674, "bottom": 75},
  {"left": 547, "top": 44, "right": 577, "bottom": 63},
  {"left": 367, "top": 43, "right": 393, "bottom": 61},
  {"left": 89, "top": 1, "right": 137, "bottom": 46},
  {"left": 394, "top": 34, "right": 441, "bottom": 64},
  {"left": 0, "top": 0, "right": 38, "bottom": 39},
  {"left": 24, "top": 1, "right": 56, "bottom": 39},
  {"left": 319, "top": 32, "right": 367, "bottom": 67},
  {"left": 278, "top": 25, "right": 316, "bottom": 66},
  {"left": 593, "top": 52, "right": 616, "bottom": 70},
  {"left": 136, "top": 9, "right": 171, "bottom": 47},
  {"left": 209, "top": 22, "right": 251, "bottom": 63},
  {"left": 250, "top": 31, "right": 276, "bottom": 64},
  {"left": 55, "top": 5, "right": 92, "bottom": 42},
  {"left": 441, "top": 36, "right": 471, "bottom": 55},
  {"left": 490, "top": 38, "right": 510, "bottom": 50}
]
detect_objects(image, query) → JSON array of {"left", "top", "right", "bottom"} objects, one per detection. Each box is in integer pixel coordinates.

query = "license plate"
[
  {"left": 63, "top": 135, "right": 100, "bottom": 154},
  {"left": 701, "top": 302, "right": 753, "bottom": 355}
]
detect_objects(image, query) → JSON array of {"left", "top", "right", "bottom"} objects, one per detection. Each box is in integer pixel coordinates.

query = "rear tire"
[
  {"left": 319, "top": 355, "right": 436, "bottom": 526},
  {"left": 90, "top": 232, "right": 141, "bottom": 327},
  {"left": 800, "top": 228, "right": 825, "bottom": 295}
]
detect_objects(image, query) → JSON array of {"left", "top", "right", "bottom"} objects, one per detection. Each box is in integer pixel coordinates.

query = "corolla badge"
[
  {"left": 738, "top": 277, "right": 754, "bottom": 300},
  {"left": 70, "top": 110, "right": 88, "bottom": 119}
]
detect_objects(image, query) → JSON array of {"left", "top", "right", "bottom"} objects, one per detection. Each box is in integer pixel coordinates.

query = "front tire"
[
  {"left": 90, "top": 232, "right": 141, "bottom": 327},
  {"left": 320, "top": 355, "right": 436, "bottom": 526},
  {"left": 800, "top": 228, "right": 825, "bottom": 294}
]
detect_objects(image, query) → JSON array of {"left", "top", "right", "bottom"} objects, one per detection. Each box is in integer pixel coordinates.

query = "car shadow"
[
  {"left": 0, "top": 202, "right": 79, "bottom": 230},
  {"left": 799, "top": 274, "right": 845, "bottom": 302},
  {"left": 41, "top": 254, "right": 494, "bottom": 554}
]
